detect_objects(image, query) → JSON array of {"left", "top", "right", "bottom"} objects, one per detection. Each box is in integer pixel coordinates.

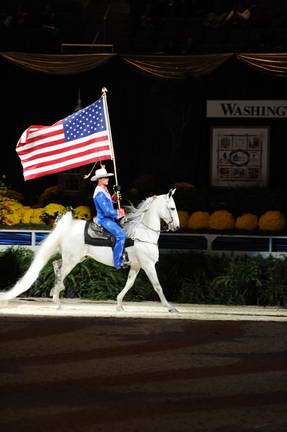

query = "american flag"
[{"left": 16, "top": 97, "right": 113, "bottom": 181}]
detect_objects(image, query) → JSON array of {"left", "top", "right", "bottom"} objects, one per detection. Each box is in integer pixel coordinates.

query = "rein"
[
  {"left": 139, "top": 199, "right": 175, "bottom": 234},
  {"left": 124, "top": 195, "right": 176, "bottom": 242},
  {"left": 141, "top": 218, "right": 173, "bottom": 234},
  {"left": 141, "top": 221, "right": 161, "bottom": 234}
]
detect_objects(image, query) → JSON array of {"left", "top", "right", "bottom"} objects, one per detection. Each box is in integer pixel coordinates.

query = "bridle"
[
  {"left": 161, "top": 205, "right": 177, "bottom": 232},
  {"left": 140, "top": 202, "right": 176, "bottom": 233},
  {"left": 132, "top": 196, "right": 177, "bottom": 245},
  {"left": 136, "top": 214, "right": 175, "bottom": 246}
]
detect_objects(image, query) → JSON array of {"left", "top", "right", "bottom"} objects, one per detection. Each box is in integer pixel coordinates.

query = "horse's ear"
[{"left": 168, "top": 188, "right": 176, "bottom": 198}]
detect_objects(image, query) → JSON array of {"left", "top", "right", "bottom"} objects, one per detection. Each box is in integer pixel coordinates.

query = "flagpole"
[{"left": 101, "top": 86, "right": 121, "bottom": 208}]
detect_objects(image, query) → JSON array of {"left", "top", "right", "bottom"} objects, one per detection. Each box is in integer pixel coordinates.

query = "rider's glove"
[
  {"left": 112, "top": 192, "right": 122, "bottom": 202},
  {"left": 113, "top": 185, "right": 121, "bottom": 193},
  {"left": 118, "top": 208, "right": 125, "bottom": 218},
  {"left": 112, "top": 185, "right": 122, "bottom": 201}
]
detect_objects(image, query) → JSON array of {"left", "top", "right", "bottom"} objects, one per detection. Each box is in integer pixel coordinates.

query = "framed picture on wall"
[{"left": 210, "top": 126, "right": 270, "bottom": 187}]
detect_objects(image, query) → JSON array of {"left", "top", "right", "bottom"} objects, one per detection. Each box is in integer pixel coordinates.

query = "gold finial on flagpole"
[
  {"left": 73, "top": 88, "right": 82, "bottom": 112},
  {"left": 102, "top": 87, "right": 107, "bottom": 96}
]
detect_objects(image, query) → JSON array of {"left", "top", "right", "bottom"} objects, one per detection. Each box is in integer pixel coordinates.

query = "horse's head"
[{"left": 160, "top": 188, "right": 180, "bottom": 232}]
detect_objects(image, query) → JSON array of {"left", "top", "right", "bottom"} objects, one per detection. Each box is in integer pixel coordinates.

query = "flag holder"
[{"left": 101, "top": 86, "right": 121, "bottom": 208}]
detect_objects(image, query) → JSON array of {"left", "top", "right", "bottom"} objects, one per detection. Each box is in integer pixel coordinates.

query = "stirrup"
[
  {"left": 121, "top": 251, "right": 130, "bottom": 268},
  {"left": 91, "top": 220, "right": 103, "bottom": 233}
]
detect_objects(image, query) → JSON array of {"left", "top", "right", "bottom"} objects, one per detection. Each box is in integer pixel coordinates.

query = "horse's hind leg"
[
  {"left": 50, "top": 259, "right": 62, "bottom": 298},
  {"left": 51, "top": 256, "right": 81, "bottom": 309},
  {"left": 116, "top": 266, "right": 140, "bottom": 311},
  {"left": 142, "top": 264, "right": 178, "bottom": 313}
]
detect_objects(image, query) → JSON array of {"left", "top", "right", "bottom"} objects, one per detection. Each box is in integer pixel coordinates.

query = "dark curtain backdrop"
[{"left": 1, "top": 51, "right": 287, "bottom": 202}]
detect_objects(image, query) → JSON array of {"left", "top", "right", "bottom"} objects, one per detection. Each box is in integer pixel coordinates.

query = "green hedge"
[{"left": 0, "top": 247, "right": 287, "bottom": 307}]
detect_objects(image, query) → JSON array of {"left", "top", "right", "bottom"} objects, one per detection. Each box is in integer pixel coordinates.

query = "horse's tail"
[{"left": 2, "top": 211, "right": 74, "bottom": 300}]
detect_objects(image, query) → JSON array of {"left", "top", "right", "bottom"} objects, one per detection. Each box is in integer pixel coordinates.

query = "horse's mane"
[{"left": 123, "top": 197, "right": 156, "bottom": 238}]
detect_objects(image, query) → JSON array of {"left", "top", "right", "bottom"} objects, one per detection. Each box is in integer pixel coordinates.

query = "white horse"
[{"left": 0, "top": 189, "right": 180, "bottom": 312}]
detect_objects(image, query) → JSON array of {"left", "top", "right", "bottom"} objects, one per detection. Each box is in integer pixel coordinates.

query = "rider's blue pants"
[{"left": 100, "top": 218, "right": 126, "bottom": 269}]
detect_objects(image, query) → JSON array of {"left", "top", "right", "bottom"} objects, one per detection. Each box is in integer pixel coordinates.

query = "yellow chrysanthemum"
[
  {"left": 209, "top": 210, "right": 235, "bottom": 230},
  {"left": 0, "top": 209, "right": 8, "bottom": 224},
  {"left": 235, "top": 213, "right": 258, "bottom": 231},
  {"left": 30, "top": 208, "right": 46, "bottom": 224},
  {"left": 188, "top": 211, "right": 210, "bottom": 230},
  {"left": 74, "top": 205, "right": 92, "bottom": 220},
  {"left": 177, "top": 210, "right": 189, "bottom": 228},
  {"left": 258, "top": 211, "right": 286, "bottom": 231},
  {"left": 44, "top": 203, "right": 65, "bottom": 216},
  {"left": 0, "top": 199, "right": 22, "bottom": 225},
  {"left": 0, "top": 206, "right": 10, "bottom": 216},
  {"left": 1, "top": 199, "right": 23, "bottom": 211},
  {"left": 3, "top": 212, "right": 22, "bottom": 226},
  {"left": 21, "top": 208, "right": 34, "bottom": 224}
]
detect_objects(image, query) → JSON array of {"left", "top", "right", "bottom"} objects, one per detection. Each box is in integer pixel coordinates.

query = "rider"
[{"left": 91, "top": 165, "right": 128, "bottom": 269}]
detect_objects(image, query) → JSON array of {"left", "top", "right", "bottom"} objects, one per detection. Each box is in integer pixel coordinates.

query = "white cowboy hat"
[{"left": 91, "top": 167, "right": 114, "bottom": 181}]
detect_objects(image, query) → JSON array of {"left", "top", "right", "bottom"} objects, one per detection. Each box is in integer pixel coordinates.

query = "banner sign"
[
  {"left": 210, "top": 126, "right": 269, "bottom": 188},
  {"left": 207, "top": 100, "right": 287, "bottom": 118}
]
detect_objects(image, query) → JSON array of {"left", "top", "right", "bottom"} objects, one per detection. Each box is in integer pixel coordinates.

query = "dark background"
[{"left": 1, "top": 0, "right": 287, "bottom": 204}]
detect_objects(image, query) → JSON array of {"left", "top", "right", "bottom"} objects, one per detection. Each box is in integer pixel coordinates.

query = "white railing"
[
  {"left": 1, "top": 229, "right": 287, "bottom": 257},
  {"left": 0, "top": 229, "right": 51, "bottom": 251}
]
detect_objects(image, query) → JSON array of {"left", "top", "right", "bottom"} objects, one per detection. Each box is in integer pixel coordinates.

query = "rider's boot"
[{"left": 121, "top": 250, "right": 130, "bottom": 268}]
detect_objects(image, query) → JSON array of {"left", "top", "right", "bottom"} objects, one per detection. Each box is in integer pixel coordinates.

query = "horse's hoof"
[
  {"left": 116, "top": 305, "right": 124, "bottom": 312},
  {"left": 54, "top": 301, "right": 62, "bottom": 310},
  {"left": 169, "top": 307, "right": 179, "bottom": 313}
]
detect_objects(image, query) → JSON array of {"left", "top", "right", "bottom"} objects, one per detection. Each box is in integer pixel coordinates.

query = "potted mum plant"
[{"left": 41, "top": 203, "right": 65, "bottom": 226}]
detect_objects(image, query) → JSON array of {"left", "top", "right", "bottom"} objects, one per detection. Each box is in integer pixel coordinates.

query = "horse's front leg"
[
  {"left": 143, "top": 263, "right": 179, "bottom": 313},
  {"left": 117, "top": 266, "right": 140, "bottom": 311}
]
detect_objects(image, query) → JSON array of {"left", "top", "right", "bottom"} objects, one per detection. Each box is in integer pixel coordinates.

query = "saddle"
[{"left": 84, "top": 221, "right": 134, "bottom": 248}]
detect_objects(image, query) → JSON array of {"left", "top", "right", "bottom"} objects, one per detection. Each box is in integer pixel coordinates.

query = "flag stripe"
[
  {"left": 17, "top": 124, "right": 64, "bottom": 149},
  {"left": 24, "top": 144, "right": 111, "bottom": 171},
  {"left": 27, "top": 128, "right": 64, "bottom": 143},
  {"left": 16, "top": 97, "right": 113, "bottom": 180},
  {"left": 17, "top": 136, "right": 66, "bottom": 155},
  {"left": 17, "top": 129, "right": 108, "bottom": 157},
  {"left": 17, "top": 126, "right": 65, "bottom": 153},
  {"left": 28, "top": 123, "right": 63, "bottom": 136},
  {"left": 19, "top": 134, "right": 109, "bottom": 161},
  {"left": 24, "top": 155, "right": 112, "bottom": 181}
]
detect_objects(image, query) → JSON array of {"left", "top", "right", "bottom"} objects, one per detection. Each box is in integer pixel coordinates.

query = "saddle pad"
[{"left": 84, "top": 221, "right": 134, "bottom": 248}]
